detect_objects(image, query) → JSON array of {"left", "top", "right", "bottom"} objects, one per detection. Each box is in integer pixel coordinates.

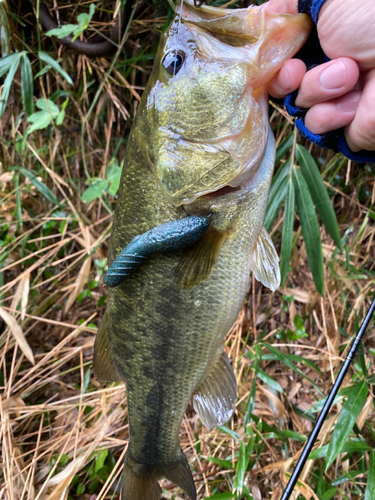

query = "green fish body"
[{"left": 94, "top": 2, "right": 311, "bottom": 499}]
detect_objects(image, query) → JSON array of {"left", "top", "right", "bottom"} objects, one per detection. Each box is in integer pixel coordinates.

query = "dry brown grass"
[{"left": 1, "top": 1, "right": 374, "bottom": 499}]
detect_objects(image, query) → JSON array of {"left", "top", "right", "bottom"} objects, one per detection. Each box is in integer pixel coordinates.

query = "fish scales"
[{"left": 94, "top": 2, "right": 312, "bottom": 499}]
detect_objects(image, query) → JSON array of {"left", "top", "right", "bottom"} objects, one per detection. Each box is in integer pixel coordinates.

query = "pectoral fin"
[
  {"left": 249, "top": 226, "right": 280, "bottom": 292},
  {"left": 93, "top": 313, "right": 121, "bottom": 382},
  {"left": 174, "top": 226, "right": 227, "bottom": 289},
  {"left": 193, "top": 351, "right": 237, "bottom": 429}
]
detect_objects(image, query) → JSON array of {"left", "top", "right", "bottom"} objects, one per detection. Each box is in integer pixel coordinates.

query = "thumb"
[{"left": 265, "top": 0, "right": 298, "bottom": 14}]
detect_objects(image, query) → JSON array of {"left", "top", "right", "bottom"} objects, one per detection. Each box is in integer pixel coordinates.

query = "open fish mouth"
[{"left": 201, "top": 184, "right": 242, "bottom": 199}]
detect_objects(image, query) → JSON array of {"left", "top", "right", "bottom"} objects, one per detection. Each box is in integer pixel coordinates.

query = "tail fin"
[
  {"left": 122, "top": 455, "right": 161, "bottom": 500},
  {"left": 122, "top": 450, "right": 196, "bottom": 500}
]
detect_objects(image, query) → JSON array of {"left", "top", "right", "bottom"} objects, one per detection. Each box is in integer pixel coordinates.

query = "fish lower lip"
[{"left": 202, "top": 185, "right": 242, "bottom": 199}]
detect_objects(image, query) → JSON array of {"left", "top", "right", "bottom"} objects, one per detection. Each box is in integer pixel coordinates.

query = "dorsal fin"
[
  {"left": 174, "top": 226, "right": 227, "bottom": 289},
  {"left": 249, "top": 226, "right": 280, "bottom": 292},
  {"left": 192, "top": 350, "right": 237, "bottom": 429},
  {"left": 93, "top": 313, "right": 121, "bottom": 382}
]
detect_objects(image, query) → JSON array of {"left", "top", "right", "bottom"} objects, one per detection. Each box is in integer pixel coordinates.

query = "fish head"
[{"left": 144, "top": 0, "right": 312, "bottom": 207}]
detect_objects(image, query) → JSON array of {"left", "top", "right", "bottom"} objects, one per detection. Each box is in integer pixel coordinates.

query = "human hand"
[{"left": 265, "top": 0, "right": 375, "bottom": 152}]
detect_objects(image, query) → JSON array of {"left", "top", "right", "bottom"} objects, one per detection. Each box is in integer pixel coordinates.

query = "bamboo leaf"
[
  {"left": 15, "top": 167, "right": 60, "bottom": 205},
  {"left": 275, "top": 133, "right": 293, "bottom": 166},
  {"left": 38, "top": 51, "right": 73, "bottom": 85},
  {"left": 309, "top": 440, "right": 372, "bottom": 460},
  {"left": 326, "top": 380, "right": 369, "bottom": 469},
  {"left": 364, "top": 451, "right": 375, "bottom": 500},
  {"left": 257, "top": 368, "right": 284, "bottom": 393},
  {"left": 296, "top": 145, "right": 342, "bottom": 250},
  {"left": 0, "top": 306, "right": 34, "bottom": 365},
  {"left": 21, "top": 53, "right": 33, "bottom": 116},
  {"left": 264, "top": 159, "right": 291, "bottom": 232},
  {"left": 293, "top": 167, "right": 324, "bottom": 295},
  {"left": 280, "top": 174, "right": 294, "bottom": 285},
  {"left": 0, "top": 52, "right": 19, "bottom": 77},
  {"left": 0, "top": 52, "right": 21, "bottom": 119}
]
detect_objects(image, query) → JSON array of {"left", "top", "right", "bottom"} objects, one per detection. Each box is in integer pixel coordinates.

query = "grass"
[{"left": 1, "top": 1, "right": 375, "bottom": 499}]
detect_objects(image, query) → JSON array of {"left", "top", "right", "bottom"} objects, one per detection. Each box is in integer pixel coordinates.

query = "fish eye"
[{"left": 162, "top": 50, "right": 186, "bottom": 75}]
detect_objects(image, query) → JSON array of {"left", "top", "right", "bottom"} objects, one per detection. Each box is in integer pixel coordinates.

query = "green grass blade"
[
  {"left": 326, "top": 380, "right": 369, "bottom": 469},
  {"left": 364, "top": 451, "right": 375, "bottom": 500},
  {"left": 280, "top": 174, "right": 294, "bottom": 285},
  {"left": 15, "top": 167, "right": 60, "bottom": 205},
  {"left": 0, "top": 53, "right": 21, "bottom": 118},
  {"left": 261, "top": 343, "right": 323, "bottom": 394},
  {"left": 293, "top": 166, "right": 324, "bottom": 295},
  {"left": 296, "top": 145, "right": 342, "bottom": 250},
  {"left": 234, "top": 440, "right": 249, "bottom": 494},
  {"left": 21, "top": 53, "right": 33, "bottom": 116},
  {"left": 38, "top": 51, "right": 73, "bottom": 85},
  {"left": 264, "top": 159, "right": 291, "bottom": 231}
]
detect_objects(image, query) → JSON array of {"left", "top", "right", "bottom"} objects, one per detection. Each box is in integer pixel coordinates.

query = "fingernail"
[
  {"left": 337, "top": 91, "right": 361, "bottom": 113},
  {"left": 320, "top": 61, "right": 346, "bottom": 90}
]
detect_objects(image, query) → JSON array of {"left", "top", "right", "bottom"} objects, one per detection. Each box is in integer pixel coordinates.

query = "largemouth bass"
[{"left": 94, "top": 2, "right": 311, "bottom": 499}]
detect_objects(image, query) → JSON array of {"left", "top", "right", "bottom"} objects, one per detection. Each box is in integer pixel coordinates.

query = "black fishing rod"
[{"left": 281, "top": 294, "right": 375, "bottom": 500}]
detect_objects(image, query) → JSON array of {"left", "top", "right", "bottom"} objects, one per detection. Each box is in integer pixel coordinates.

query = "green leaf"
[
  {"left": 81, "top": 179, "right": 109, "bottom": 203},
  {"left": 95, "top": 449, "right": 108, "bottom": 473},
  {"left": 293, "top": 166, "right": 324, "bottom": 295},
  {"left": 206, "top": 456, "right": 233, "bottom": 469},
  {"left": 21, "top": 54, "right": 33, "bottom": 116},
  {"left": 217, "top": 426, "right": 241, "bottom": 442},
  {"left": 309, "top": 440, "right": 372, "bottom": 460},
  {"left": 364, "top": 450, "right": 375, "bottom": 500},
  {"left": 15, "top": 167, "right": 60, "bottom": 205},
  {"left": 106, "top": 160, "right": 123, "bottom": 196},
  {"left": 296, "top": 145, "right": 342, "bottom": 250},
  {"left": 275, "top": 133, "right": 293, "bottom": 166},
  {"left": 28, "top": 111, "right": 52, "bottom": 133},
  {"left": 0, "top": 52, "right": 20, "bottom": 78},
  {"left": 204, "top": 493, "right": 234, "bottom": 500},
  {"left": 257, "top": 368, "right": 284, "bottom": 393},
  {"left": 36, "top": 98, "right": 59, "bottom": 116},
  {"left": 280, "top": 174, "right": 294, "bottom": 285},
  {"left": 234, "top": 440, "right": 250, "bottom": 495},
  {"left": 264, "top": 159, "right": 291, "bottom": 231},
  {"left": 38, "top": 51, "right": 73, "bottom": 85},
  {"left": 0, "top": 52, "right": 21, "bottom": 119},
  {"left": 56, "top": 108, "right": 65, "bottom": 126},
  {"left": 326, "top": 381, "right": 369, "bottom": 469},
  {"left": 46, "top": 24, "right": 78, "bottom": 39}
]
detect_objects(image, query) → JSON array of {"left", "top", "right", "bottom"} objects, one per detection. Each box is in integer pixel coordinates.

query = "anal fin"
[
  {"left": 193, "top": 351, "right": 237, "bottom": 429},
  {"left": 93, "top": 313, "right": 121, "bottom": 382},
  {"left": 249, "top": 226, "right": 280, "bottom": 292}
]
